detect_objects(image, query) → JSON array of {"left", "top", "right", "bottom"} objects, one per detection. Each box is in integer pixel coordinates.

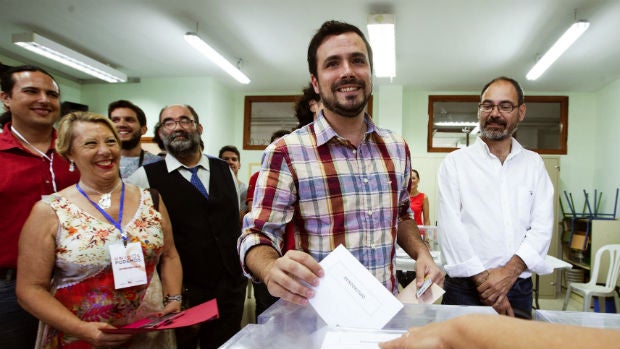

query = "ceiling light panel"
[{"left": 12, "top": 32, "right": 127, "bottom": 83}]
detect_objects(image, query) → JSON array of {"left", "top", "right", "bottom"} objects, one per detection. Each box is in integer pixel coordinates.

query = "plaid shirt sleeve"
[{"left": 238, "top": 141, "right": 297, "bottom": 279}]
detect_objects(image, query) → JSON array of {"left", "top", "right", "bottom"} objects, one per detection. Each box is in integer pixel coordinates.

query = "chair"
[{"left": 563, "top": 244, "right": 620, "bottom": 312}]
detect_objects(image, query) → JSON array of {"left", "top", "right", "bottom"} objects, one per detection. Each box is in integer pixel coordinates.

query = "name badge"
[{"left": 109, "top": 242, "right": 148, "bottom": 289}]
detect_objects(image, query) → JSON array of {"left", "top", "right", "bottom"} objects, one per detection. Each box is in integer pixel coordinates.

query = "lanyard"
[
  {"left": 76, "top": 182, "right": 127, "bottom": 246},
  {"left": 11, "top": 125, "right": 58, "bottom": 192},
  {"left": 138, "top": 149, "right": 145, "bottom": 167}
]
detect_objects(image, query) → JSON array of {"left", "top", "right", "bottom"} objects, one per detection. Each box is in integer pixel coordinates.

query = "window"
[{"left": 427, "top": 95, "right": 568, "bottom": 154}]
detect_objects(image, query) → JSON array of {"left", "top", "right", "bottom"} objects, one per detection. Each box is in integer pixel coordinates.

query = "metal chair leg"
[{"left": 562, "top": 285, "right": 572, "bottom": 310}]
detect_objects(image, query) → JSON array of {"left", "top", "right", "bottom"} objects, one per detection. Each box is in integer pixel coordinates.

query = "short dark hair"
[
  {"left": 307, "top": 20, "right": 373, "bottom": 79},
  {"left": 219, "top": 145, "right": 240, "bottom": 161},
  {"left": 1, "top": 65, "right": 58, "bottom": 97},
  {"left": 108, "top": 99, "right": 147, "bottom": 127},
  {"left": 294, "top": 82, "right": 320, "bottom": 128},
  {"left": 481, "top": 76, "right": 524, "bottom": 105},
  {"left": 158, "top": 104, "right": 200, "bottom": 124},
  {"left": 270, "top": 129, "right": 290, "bottom": 143},
  {"left": 152, "top": 122, "right": 165, "bottom": 150}
]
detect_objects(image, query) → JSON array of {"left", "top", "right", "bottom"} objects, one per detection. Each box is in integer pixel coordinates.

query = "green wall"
[
  {"left": 80, "top": 76, "right": 237, "bottom": 157},
  {"left": 593, "top": 79, "right": 620, "bottom": 212}
]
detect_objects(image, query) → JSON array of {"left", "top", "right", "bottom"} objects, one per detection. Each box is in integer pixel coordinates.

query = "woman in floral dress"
[{"left": 16, "top": 112, "right": 182, "bottom": 348}]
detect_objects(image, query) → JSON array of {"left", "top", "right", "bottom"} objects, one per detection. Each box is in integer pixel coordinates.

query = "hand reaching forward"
[
  {"left": 413, "top": 252, "right": 445, "bottom": 290},
  {"left": 263, "top": 250, "right": 324, "bottom": 305}
]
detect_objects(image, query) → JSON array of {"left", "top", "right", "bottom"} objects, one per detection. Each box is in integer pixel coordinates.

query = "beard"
[
  {"left": 320, "top": 78, "right": 371, "bottom": 118},
  {"left": 480, "top": 116, "right": 518, "bottom": 141},
  {"left": 161, "top": 130, "right": 201, "bottom": 156},
  {"left": 121, "top": 129, "right": 142, "bottom": 150}
]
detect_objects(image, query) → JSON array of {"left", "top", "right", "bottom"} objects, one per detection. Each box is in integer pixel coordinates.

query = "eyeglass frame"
[
  {"left": 160, "top": 117, "right": 197, "bottom": 130},
  {"left": 478, "top": 102, "right": 520, "bottom": 114}
]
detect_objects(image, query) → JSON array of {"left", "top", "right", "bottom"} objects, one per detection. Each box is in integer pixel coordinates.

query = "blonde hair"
[{"left": 55, "top": 111, "right": 121, "bottom": 160}]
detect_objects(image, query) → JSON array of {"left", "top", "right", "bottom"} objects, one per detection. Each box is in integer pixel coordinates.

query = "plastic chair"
[{"left": 562, "top": 244, "right": 620, "bottom": 312}]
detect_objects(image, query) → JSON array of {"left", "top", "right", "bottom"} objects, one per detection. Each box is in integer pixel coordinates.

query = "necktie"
[{"left": 189, "top": 167, "right": 209, "bottom": 199}]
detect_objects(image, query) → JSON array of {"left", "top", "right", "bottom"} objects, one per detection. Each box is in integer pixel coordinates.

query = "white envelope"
[{"left": 309, "top": 244, "right": 403, "bottom": 329}]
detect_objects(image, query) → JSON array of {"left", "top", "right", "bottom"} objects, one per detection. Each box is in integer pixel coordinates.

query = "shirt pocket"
[{"left": 516, "top": 186, "right": 535, "bottom": 228}]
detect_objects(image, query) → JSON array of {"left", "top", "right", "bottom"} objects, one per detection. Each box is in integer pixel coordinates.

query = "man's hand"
[
  {"left": 488, "top": 296, "right": 514, "bottom": 316},
  {"left": 476, "top": 267, "right": 515, "bottom": 303},
  {"left": 414, "top": 252, "right": 444, "bottom": 289},
  {"left": 473, "top": 270, "right": 514, "bottom": 316},
  {"left": 475, "top": 255, "right": 525, "bottom": 312},
  {"left": 262, "top": 250, "right": 324, "bottom": 305}
]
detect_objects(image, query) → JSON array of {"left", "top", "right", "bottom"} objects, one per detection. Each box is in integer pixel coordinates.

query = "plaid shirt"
[{"left": 238, "top": 114, "right": 414, "bottom": 293}]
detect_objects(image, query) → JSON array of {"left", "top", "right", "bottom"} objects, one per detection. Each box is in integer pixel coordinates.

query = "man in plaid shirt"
[{"left": 238, "top": 20, "right": 443, "bottom": 305}]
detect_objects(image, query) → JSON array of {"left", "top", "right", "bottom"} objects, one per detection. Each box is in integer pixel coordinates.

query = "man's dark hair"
[
  {"left": 219, "top": 145, "right": 240, "bottom": 161},
  {"left": 307, "top": 20, "right": 373, "bottom": 79},
  {"left": 1, "top": 65, "right": 57, "bottom": 97},
  {"left": 108, "top": 99, "right": 147, "bottom": 127},
  {"left": 152, "top": 122, "right": 165, "bottom": 150},
  {"left": 481, "top": 76, "right": 525, "bottom": 105},
  {"left": 294, "top": 82, "right": 320, "bottom": 128},
  {"left": 270, "top": 129, "right": 290, "bottom": 143}
]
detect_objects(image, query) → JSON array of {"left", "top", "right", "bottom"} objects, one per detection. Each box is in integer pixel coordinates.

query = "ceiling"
[{"left": 1, "top": 0, "right": 619, "bottom": 93}]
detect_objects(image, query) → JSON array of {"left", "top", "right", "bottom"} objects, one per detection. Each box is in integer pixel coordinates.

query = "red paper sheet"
[{"left": 102, "top": 298, "right": 219, "bottom": 334}]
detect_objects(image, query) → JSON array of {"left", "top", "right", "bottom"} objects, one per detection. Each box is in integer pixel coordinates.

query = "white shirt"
[
  {"left": 437, "top": 138, "right": 554, "bottom": 278},
  {"left": 127, "top": 153, "right": 240, "bottom": 206}
]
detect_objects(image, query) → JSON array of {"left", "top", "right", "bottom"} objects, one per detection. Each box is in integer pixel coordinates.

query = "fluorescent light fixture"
[
  {"left": 184, "top": 32, "right": 250, "bottom": 84},
  {"left": 526, "top": 20, "right": 589, "bottom": 81},
  {"left": 12, "top": 32, "right": 127, "bottom": 83},
  {"left": 434, "top": 121, "right": 479, "bottom": 127},
  {"left": 367, "top": 14, "right": 396, "bottom": 78}
]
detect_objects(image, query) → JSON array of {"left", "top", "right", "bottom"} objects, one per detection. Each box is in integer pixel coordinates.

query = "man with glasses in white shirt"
[{"left": 437, "top": 76, "right": 553, "bottom": 319}]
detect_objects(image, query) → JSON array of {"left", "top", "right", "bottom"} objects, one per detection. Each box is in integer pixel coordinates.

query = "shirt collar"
[
  {"left": 312, "top": 111, "right": 377, "bottom": 147},
  {"left": 163, "top": 152, "right": 210, "bottom": 173},
  {"left": 475, "top": 137, "right": 524, "bottom": 161}
]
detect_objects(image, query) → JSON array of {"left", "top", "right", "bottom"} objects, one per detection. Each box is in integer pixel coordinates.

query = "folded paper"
[{"left": 102, "top": 298, "right": 219, "bottom": 334}]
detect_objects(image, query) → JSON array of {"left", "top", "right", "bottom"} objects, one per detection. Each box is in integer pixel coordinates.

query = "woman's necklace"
[{"left": 77, "top": 181, "right": 122, "bottom": 209}]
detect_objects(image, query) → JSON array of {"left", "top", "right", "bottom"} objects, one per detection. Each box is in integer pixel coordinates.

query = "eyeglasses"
[
  {"left": 161, "top": 118, "right": 196, "bottom": 130},
  {"left": 478, "top": 102, "right": 519, "bottom": 114}
]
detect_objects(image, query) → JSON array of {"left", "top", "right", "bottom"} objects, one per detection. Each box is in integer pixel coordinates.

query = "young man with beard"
[
  {"left": 437, "top": 77, "right": 554, "bottom": 318},
  {"left": 0, "top": 65, "right": 80, "bottom": 348},
  {"left": 127, "top": 104, "right": 245, "bottom": 349},
  {"left": 108, "top": 99, "right": 161, "bottom": 178},
  {"left": 238, "top": 21, "right": 443, "bottom": 306}
]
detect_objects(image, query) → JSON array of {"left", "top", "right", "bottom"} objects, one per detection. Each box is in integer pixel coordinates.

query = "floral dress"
[{"left": 35, "top": 189, "right": 174, "bottom": 349}]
